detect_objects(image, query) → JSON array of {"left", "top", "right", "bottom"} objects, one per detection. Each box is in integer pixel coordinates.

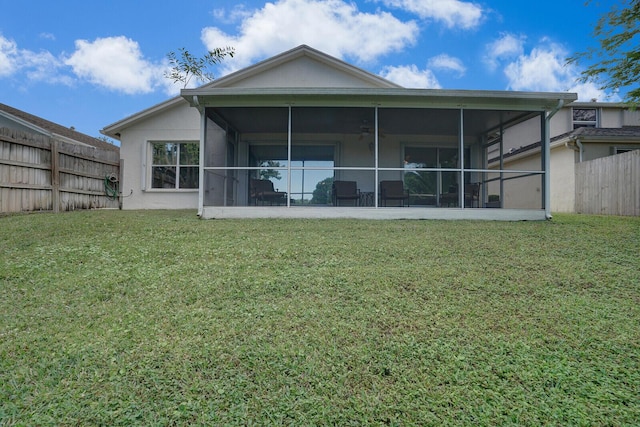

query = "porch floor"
[{"left": 200, "top": 207, "right": 548, "bottom": 221}]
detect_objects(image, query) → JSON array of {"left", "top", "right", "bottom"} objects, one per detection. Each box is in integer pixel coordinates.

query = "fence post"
[
  {"left": 119, "top": 158, "right": 124, "bottom": 210},
  {"left": 51, "top": 139, "right": 60, "bottom": 213}
]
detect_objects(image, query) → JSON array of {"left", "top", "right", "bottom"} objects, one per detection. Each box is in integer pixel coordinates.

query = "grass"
[{"left": 1, "top": 210, "right": 639, "bottom": 426}]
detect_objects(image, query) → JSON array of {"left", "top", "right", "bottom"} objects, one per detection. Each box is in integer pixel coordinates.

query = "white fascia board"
[
  {"left": 101, "top": 96, "right": 186, "bottom": 138},
  {"left": 182, "top": 87, "right": 578, "bottom": 111},
  {"left": 570, "top": 101, "right": 631, "bottom": 108}
]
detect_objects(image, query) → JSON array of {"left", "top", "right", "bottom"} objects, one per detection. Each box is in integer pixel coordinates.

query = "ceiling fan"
[{"left": 358, "top": 120, "right": 385, "bottom": 140}]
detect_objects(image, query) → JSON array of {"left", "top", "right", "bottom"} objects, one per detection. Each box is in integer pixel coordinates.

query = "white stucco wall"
[
  {"left": 119, "top": 101, "right": 200, "bottom": 210},
  {"left": 549, "top": 145, "right": 576, "bottom": 213},
  {"left": 622, "top": 108, "right": 640, "bottom": 126}
]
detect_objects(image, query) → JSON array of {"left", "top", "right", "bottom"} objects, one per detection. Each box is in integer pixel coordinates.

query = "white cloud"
[
  {"left": 502, "top": 39, "right": 619, "bottom": 101},
  {"left": 569, "top": 81, "right": 620, "bottom": 102},
  {"left": 202, "top": 0, "right": 419, "bottom": 73},
  {"left": 0, "top": 35, "right": 19, "bottom": 76},
  {"left": 484, "top": 32, "right": 525, "bottom": 71},
  {"left": 212, "top": 5, "right": 253, "bottom": 24},
  {"left": 22, "top": 49, "right": 72, "bottom": 85},
  {"left": 1, "top": 33, "right": 211, "bottom": 96},
  {"left": 64, "top": 36, "right": 166, "bottom": 95},
  {"left": 39, "top": 32, "right": 56, "bottom": 41},
  {"left": 427, "top": 54, "right": 465, "bottom": 77},
  {"left": 379, "top": 64, "right": 441, "bottom": 88},
  {"left": 377, "top": 0, "right": 484, "bottom": 29},
  {"left": 0, "top": 34, "right": 69, "bottom": 84}
]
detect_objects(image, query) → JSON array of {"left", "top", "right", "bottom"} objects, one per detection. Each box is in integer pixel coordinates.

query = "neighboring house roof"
[
  {"left": 0, "top": 102, "right": 119, "bottom": 152},
  {"left": 565, "top": 125, "right": 640, "bottom": 140},
  {"left": 490, "top": 126, "right": 640, "bottom": 163},
  {"left": 102, "top": 45, "right": 402, "bottom": 139}
]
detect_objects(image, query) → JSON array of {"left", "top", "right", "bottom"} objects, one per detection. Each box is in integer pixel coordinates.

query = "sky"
[{"left": 0, "top": 0, "right": 625, "bottom": 143}]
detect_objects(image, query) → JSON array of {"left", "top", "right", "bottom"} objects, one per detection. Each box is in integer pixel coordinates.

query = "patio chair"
[
  {"left": 440, "top": 185, "right": 458, "bottom": 207},
  {"left": 332, "top": 180, "right": 360, "bottom": 206},
  {"left": 250, "top": 179, "right": 287, "bottom": 205},
  {"left": 379, "top": 180, "right": 410, "bottom": 207},
  {"left": 464, "top": 183, "right": 480, "bottom": 208}
]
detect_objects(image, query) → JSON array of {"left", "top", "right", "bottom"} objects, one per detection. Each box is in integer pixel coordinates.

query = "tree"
[
  {"left": 567, "top": 0, "right": 639, "bottom": 105},
  {"left": 258, "top": 160, "right": 283, "bottom": 181},
  {"left": 95, "top": 135, "right": 118, "bottom": 146},
  {"left": 310, "top": 177, "right": 334, "bottom": 205},
  {"left": 165, "top": 47, "right": 235, "bottom": 88}
]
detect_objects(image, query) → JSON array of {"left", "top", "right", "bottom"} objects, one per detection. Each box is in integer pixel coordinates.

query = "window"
[
  {"left": 613, "top": 146, "right": 640, "bottom": 155},
  {"left": 151, "top": 142, "right": 199, "bottom": 189},
  {"left": 573, "top": 108, "right": 598, "bottom": 129}
]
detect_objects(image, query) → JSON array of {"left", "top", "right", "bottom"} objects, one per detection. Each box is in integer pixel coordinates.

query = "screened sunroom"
[{"left": 182, "top": 88, "right": 576, "bottom": 220}]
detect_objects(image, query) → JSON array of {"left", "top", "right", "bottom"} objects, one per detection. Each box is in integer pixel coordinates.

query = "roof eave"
[
  {"left": 182, "top": 87, "right": 578, "bottom": 111},
  {"left": 101, "top": 96, "right": 187, "bottom": 139}
]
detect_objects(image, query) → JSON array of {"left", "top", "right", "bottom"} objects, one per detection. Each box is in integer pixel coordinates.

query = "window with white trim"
[
  {"left": 613, "top": 146, "right": 640, "bottom": 155},
  {"left": 151, "top": 142, "right": 199, "bottom": 189},
  {"left": 572, "top": 108, "right": 598, "bottom": 129}
]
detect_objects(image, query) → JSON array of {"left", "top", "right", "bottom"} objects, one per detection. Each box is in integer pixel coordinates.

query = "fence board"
[
  {"left": 0, "top": 127, "right": 120, "bottom": 213},
  {"left": 575, "top": 150, "right": 640, "bottom": 216}
]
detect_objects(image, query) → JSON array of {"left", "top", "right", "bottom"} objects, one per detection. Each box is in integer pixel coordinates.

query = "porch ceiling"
[{"left": 207, "top": 106, "right": 539, "bottom": 137}]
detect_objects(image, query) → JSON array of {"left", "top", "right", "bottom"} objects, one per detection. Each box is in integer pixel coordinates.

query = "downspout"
[
  {"left": 575, "top": 138, "right": 583, "bottom": 163},
  {"left": 565, "top": 137, "right": 583, "bottom": 163},
  {"left": 544, "top": 99, "right": 564, "bottom": 220}
]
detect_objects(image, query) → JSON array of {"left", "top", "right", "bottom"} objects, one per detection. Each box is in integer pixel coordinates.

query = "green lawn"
[{"left": 1, "top": 210, "right": 639, "bottom": 426}]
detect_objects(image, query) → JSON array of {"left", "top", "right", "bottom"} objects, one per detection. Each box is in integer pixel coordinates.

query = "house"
[
  {"left": 102, "top": 45, "right": 578, "bottom": 220},
  {"left": 0, "top": 102, "right": 119, "bottom": 153},
  {"left": 489, "top": 102, "right": 640, "bottom": 213},
  {"left": 1, "top": 103, "right": 120, "bottom": 213}
]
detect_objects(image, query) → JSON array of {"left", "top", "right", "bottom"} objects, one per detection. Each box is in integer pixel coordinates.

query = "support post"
[
  {"left": 544, "top": 100, "right": 564, "bottom": 219},
  {"left": 287, "top": 105, "right": 292, "bottom": 207},
  {"left": 197, "top": 107, "right": 205, "bottom": 217},
  {"left": 459, "top": 108, "right": 464, "bottom": 209},
  {"left": 374, "top": 105, "right": 379, "bottom": 208}
]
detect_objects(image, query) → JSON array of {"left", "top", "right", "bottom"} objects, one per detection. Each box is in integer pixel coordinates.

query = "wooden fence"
[
  {"left": 0, "top": 127, "right": 121, "bottom": 213},
  {"left": 575, "top": 149, "right": 640, "bottom": 216}
]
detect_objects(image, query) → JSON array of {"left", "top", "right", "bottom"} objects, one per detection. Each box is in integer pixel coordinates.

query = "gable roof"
[
  {"left": 490, "top": 126, "right": 640, "bottom": 163},
  {"left": 209, "top": 44, "right": 402, "bottom": 89},
  {"left": 102, "top": 45, "right": 401, "bottom": 138},
  {"left": 1, "top": 102, "right": 118, "bottom": 152}
]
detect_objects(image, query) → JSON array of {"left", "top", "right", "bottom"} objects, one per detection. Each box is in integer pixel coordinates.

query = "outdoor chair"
[
  {"left": 464, "top": 183, "right": 480, "bottom": 208},
  {"left": 250, "top": 179, "right": 287, "bottom": 205},
  {"left": 379, "top": 180, "right": 410, "bottom": 207},
  {"left": 332, "top": 180, "right": 360, "bottom": 206},
  {"left": 440, "top": 185, "right": 459, "bottom": 207}
]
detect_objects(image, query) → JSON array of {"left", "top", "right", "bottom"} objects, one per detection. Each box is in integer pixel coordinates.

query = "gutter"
[
  {"left": 564, "top": 137, "right": 584, "bottom": 163},
  {"left": 544, "top": 99, "right": 565, "bottom": 219}
]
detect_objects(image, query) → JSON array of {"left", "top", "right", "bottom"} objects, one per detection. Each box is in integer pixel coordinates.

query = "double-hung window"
[
  {"left": 572, "top": 108, "right": 598, "bottom": 129},
  {"left": 151, "top": 142, "right": 199, "bottom": 189}
]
